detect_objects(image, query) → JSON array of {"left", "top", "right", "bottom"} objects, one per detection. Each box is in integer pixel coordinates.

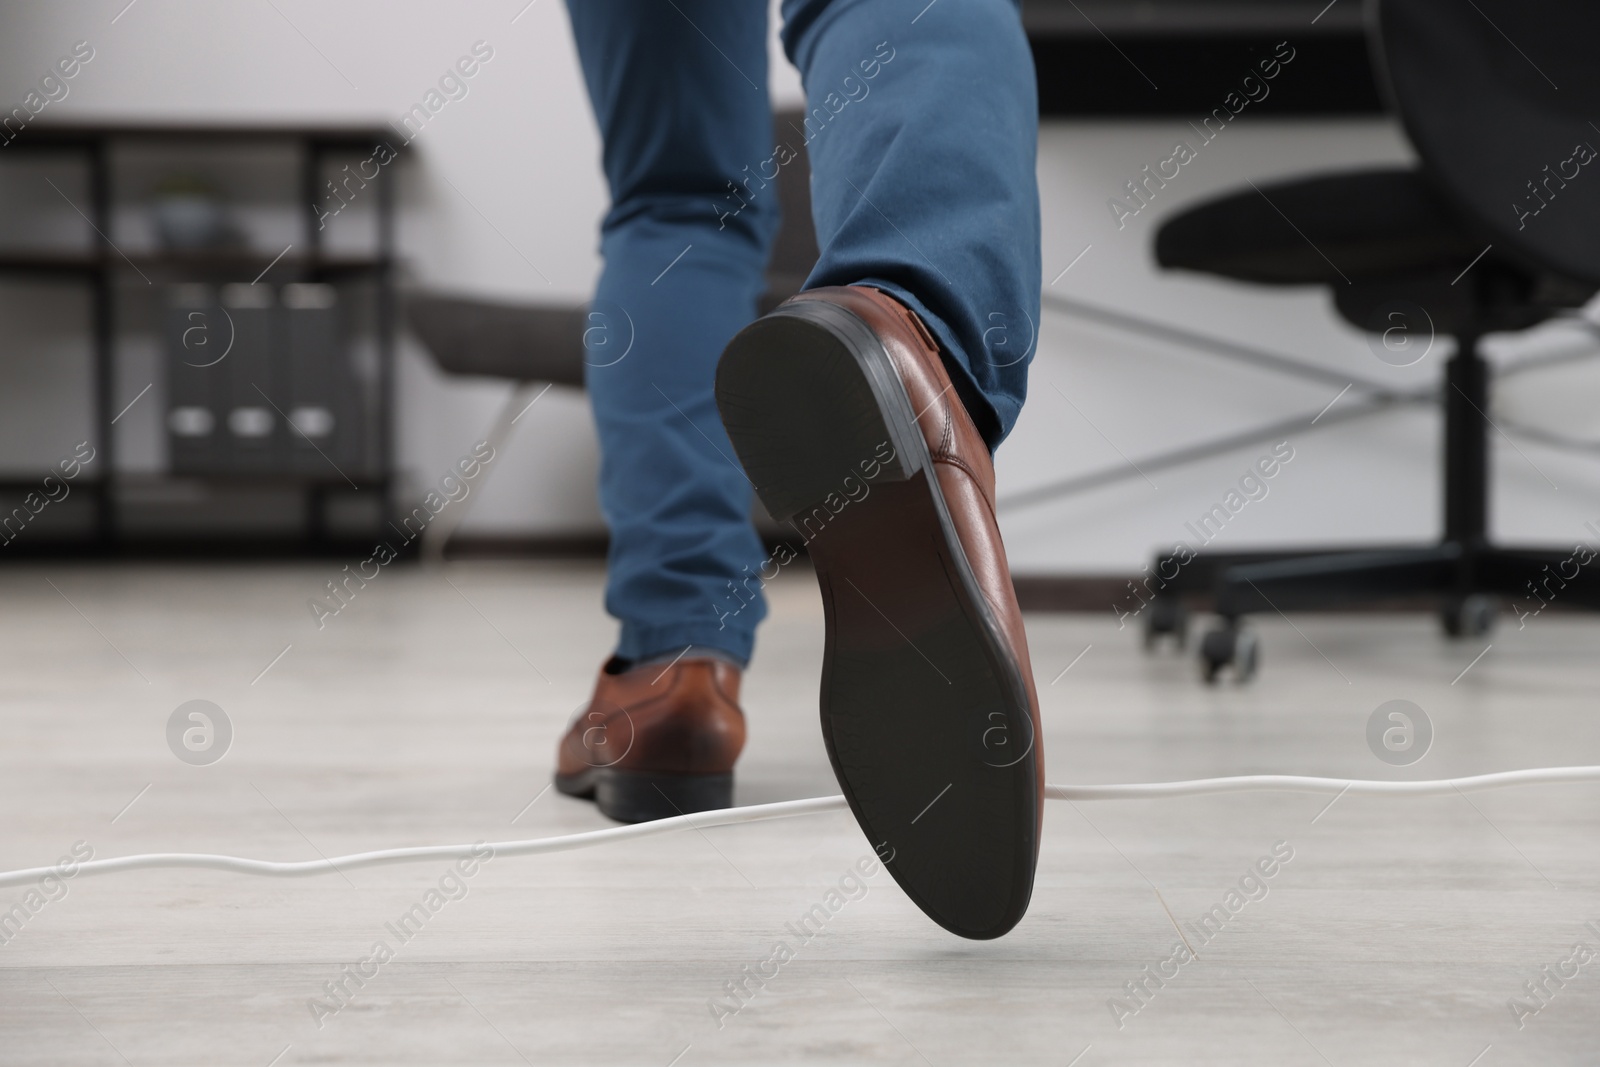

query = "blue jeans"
[{"left": 566, "top": 0, "right": 1040, "bottom": 667}]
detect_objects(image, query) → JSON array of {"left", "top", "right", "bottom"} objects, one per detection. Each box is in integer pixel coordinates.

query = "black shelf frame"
[{"left": 0, "top": 123, "right": 403, "bottom": 554}]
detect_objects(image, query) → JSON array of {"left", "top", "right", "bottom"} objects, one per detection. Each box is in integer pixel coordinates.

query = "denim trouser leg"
[
  {"left": 566, "top": 0, "right": 1039, "bottom": 666},
  {"left": 566, "top": 1, "right": 778, "bottom": 666},
  {"left": 780, "top": 0, "right": 1041, "bottom": 448}
]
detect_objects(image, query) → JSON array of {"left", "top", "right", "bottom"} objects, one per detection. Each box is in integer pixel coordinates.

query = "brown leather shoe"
[
  {"left": 715, "top": 285, "right": 1043, "bottom": 940},
  {"left": 554, "top": 656, "right": 746, "bottom": 823}
]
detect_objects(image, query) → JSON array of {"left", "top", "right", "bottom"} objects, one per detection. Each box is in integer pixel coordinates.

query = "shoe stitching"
[
  {"left": 933, "top": 451, "right": 998, "bottom": 515},
  {"left": 936, "top": 405, "right": 954, "bottom": 458}
]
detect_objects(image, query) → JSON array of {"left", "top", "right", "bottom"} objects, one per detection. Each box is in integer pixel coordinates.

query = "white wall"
[
  {"left": 0, "top": 0, "right": 804, "bottom": 537},
  {"left": 1005, "top": 120, "right": 1600, "bottom": 573},
  {"left": 1, "top": 2, "right": 1596, "bottom": 569}
]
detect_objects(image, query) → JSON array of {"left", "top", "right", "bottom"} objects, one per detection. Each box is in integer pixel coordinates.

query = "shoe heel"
[
  {"left": 715, "top": 302, "right": 926, "bottom": 523},
  {"left": 595, "top": 770, "right": 734, "bottom": 823}
]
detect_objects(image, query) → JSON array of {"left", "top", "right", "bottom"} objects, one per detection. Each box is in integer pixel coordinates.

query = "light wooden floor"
[{"left": 1, "top": 560, "right": 1597, "bottom": 1066}]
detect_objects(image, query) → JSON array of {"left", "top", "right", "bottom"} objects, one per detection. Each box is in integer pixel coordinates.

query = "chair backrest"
[{"left": 1373, "top": 0, "right": 1600, "bottom": 284}]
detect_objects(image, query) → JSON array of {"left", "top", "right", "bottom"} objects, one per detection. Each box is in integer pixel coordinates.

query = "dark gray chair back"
[{"left": 1375, "top": 0, "right": 1600, "bottom": 283}]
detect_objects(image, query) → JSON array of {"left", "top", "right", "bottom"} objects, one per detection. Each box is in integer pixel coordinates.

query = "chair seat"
[
  {"left": 1155, "top": 168, "right": 1489, "bottom": 285},
  {"left": 406, "top": 294, "right": 590, "bottom": 386}
]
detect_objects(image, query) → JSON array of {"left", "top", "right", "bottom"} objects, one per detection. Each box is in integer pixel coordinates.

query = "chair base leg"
[{"left": 1142, "top": 540, "right": 1600, "bottom": 681}]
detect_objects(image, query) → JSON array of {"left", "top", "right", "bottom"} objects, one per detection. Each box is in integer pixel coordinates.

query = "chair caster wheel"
[
  {"left": 1441, "top": 594, "right": 1496, "bottom": 638},
  {"left": 1143, "top": 597, "right": 1190, "bottom": 651},
  {"left": 1200, "top": 624, "right": 1259, "bottom": 684}
]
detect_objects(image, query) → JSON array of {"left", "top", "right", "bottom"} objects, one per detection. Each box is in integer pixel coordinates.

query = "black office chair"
[
  {"left": 402, "top": 111, "right": 821, "bottom": 558},
  {"left": 1145, "top": 0, "right": 1600, "bottom": 681}
]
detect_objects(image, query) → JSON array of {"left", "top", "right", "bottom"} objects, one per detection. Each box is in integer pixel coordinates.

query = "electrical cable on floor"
[{"left": 3, "top": 765, "right": 1596, "bottom": 890}]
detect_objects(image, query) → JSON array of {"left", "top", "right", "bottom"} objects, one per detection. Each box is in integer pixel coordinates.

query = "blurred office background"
[{"left": 1, "top": 0, "right": 1597, "bottom": 575}]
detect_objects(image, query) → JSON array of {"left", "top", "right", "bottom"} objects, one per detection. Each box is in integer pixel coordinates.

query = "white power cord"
[
  {"left": 1042, "top": 764, "right": 1600, "bottom": 800},
  {"left": 3, "top": 766, "right": 1596, "bottom": 890}
]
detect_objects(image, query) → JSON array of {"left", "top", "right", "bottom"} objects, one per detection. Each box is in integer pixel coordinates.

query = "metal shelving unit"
[{"left": 0, "top": 123, "right": 402, "bottom": 554}]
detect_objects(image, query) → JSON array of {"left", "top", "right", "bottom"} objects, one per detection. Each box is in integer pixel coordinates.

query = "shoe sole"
[
  {"left": 715, "top": 298, "right": 1039, "bottom": 940},
  {"left": 554, "top": 767, "right": 735, "bottom": 824}
]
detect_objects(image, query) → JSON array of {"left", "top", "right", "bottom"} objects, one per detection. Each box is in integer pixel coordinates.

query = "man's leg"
[
  {"left": 554, "top": 3, "right": 775, "bottom": 824},
  {"left": 779, "top": 0, "right": 1040, "bottom": 447},
  {"left": 565, "top": 0, "right": 778, "bottom": 666},
  {"left": 715, "top": 0, "right": 1043, "bottom": 937}
]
